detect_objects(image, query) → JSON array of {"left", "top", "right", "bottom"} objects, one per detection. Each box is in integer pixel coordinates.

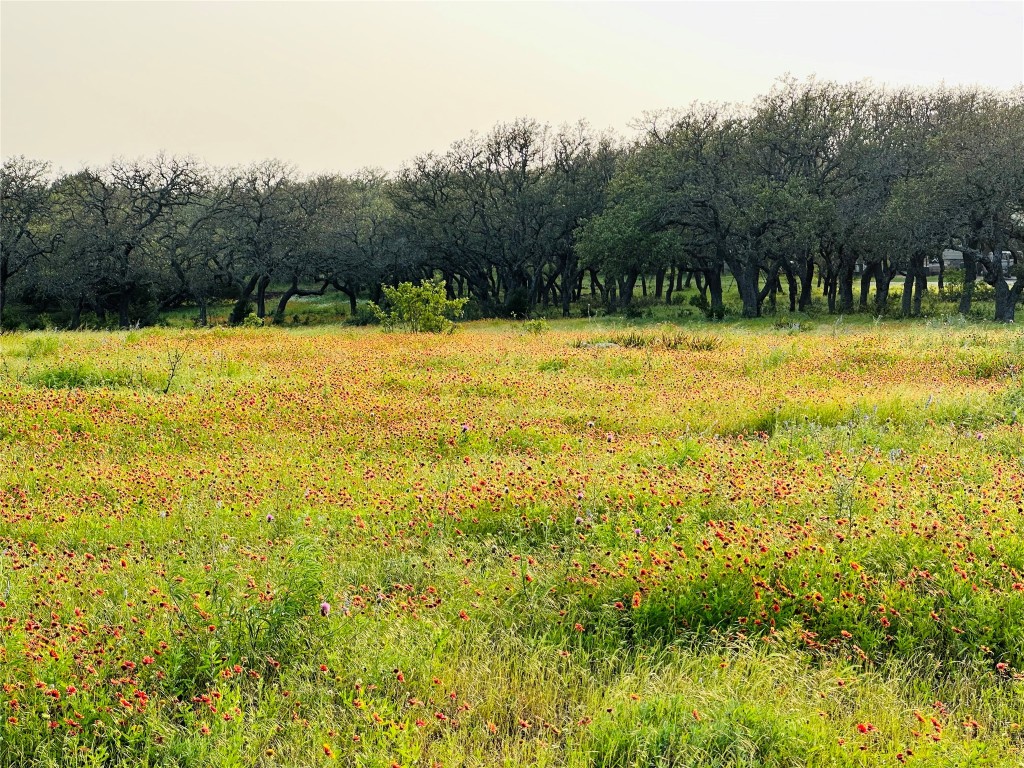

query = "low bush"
[{"left": 370, "top": 278, "right": 468, "bottom": 333}]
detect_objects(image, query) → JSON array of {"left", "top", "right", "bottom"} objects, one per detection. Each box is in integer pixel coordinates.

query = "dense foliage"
[
  {"left": 1, "top": 318, "right": 1023, "bottom": 766},
  {"left": 2, "top": 80, "right": 1022, "bottom": 330},
  {"left": 370, "top": 279, "right": 468, "bottom": 334}
]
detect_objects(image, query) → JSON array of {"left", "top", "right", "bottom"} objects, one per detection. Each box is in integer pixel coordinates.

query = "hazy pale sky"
[{"left": 2, "top": 1, "right": 1022, "bottom": 175}]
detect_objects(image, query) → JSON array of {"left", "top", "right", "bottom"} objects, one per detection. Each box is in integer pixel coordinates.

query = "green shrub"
[
  {"left": 370, "top": 278, "right": 468, "bottom": 333},
  {"left": 943, "top": 270, "right": 996, "bottom": 302}
]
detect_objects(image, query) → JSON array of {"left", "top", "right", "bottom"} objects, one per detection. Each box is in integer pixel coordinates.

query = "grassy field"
[{"left": 1, "top": 317, "right": 1023, "bottom": 767}]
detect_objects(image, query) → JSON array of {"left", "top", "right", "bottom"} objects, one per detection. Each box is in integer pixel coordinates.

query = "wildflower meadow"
[{"left": 1, "top": 318, "right": 1023, "bottom": 767}]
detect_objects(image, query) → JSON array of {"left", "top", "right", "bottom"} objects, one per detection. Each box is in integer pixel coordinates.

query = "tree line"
[{"left": 2, "top": 78, "right": 1022, "bottom": 329}]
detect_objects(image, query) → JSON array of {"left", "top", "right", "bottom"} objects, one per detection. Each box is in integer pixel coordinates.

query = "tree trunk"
[
  {"left": 913, "top": 268, "right": 927, "bottom": 317},
  {"left": 230, "top": 273, "right": 262, "bottom": 324},
  {"left": 735, "top": 262, "right": 760, "bottom": 318},
  {"left": 558, "top": 261, "right": 579, "bottom": 318},
  {"left": 255, "top": 274, "right": 271, "bottom": 318},
  {"left": 618, "top": 271, "right": 638, "bottom": 306},
  {"left": 706, "top": 267, "right": 724, "bottom": 319},
  {"left": 859, "top": 262, "right": 876, "bottom": 309},
  {"left": 782, "top": 262, "right": 797, "bottom": 313},
  {"left": 69, "top": 296, "right": 84, "bottom": 331},
  {"left": 799, "top": 255, "right": 814, "bottom": 312},
  {"left": 333, "top": 281, "right": 359, "bottom": 315},
  {"left": 993, "top": 280, "right": 1014, "bottom": 321},
  {"left": 824, "top": 267, "right": 837, "bottom": 314},
  {"left": 838, "top": 261, "right": 855, "bottom": 314},
  {"left": 665, "top": 263, "right": 676, "bottom": 305},
  {"left": 937, "top": 252, "right": 945, "bottom": 297},
  {"left": 980, "top": 250, "right": 1023, "bottom": 323},
  {"left": 995, "top": 281, "right": 1023, "bottom": 322},
  {"left": 959, "top": 249, "right": 977, "bottom": 315},
  {"left": 277, "top": 278, "right": 330, "bottom": 321},
  {"left": 901, "top": 270, "right": 914, "bottom": 317},
  {"left": 654, "top": 267, "right": 665, "bottom": 300},
  {"left": 875, "top": 268, "right": 892, "bottom": 315},
  {"left": 760, "top": 264, "right": 780, "bottom": 312},
  {"left": 274, "top": 279, "right": 300, "bottom": 321},
  {"left": 589, "top": 269, "right": 604, "bottom": 301}
]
